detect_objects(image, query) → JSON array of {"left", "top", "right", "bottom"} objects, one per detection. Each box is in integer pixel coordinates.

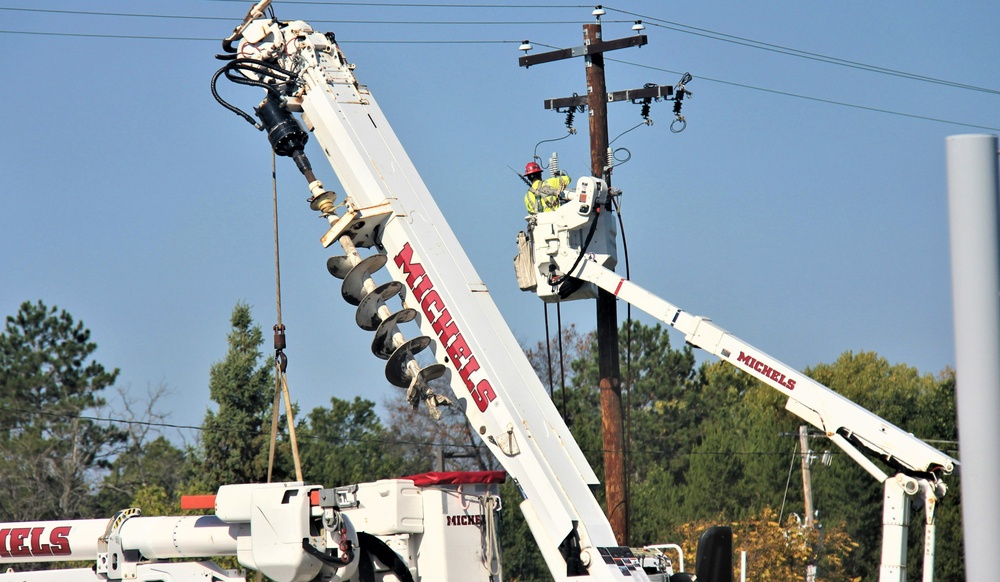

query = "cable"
[
  {"left": 608, "top": 57, "right": 1000, "bottom": 132},
  {"left": 208, "top": 0, "right": 590, "bottom": 7},
  {"left": 604, "top": 6, "right": 1000, "bottom": 96}
]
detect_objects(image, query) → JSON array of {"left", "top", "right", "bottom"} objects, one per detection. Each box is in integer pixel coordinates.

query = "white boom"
[
  {"left": 519, "top": 174, "right": 957, "bottom": 582},
  {"left": 208, "top": 7, "right": 659, "bottom": 582},
  {"left": 0, "top": 474, "right": 505, "bottom": 581}
]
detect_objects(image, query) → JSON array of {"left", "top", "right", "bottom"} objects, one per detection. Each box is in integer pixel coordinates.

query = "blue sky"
[{"left": 2, "top": 1, "right": 998, "bottom": 444}]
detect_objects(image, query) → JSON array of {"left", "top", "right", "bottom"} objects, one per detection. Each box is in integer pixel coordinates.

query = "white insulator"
[
  {"left": 606, "top": 147, "right": 614, "bottom": 171},
  {"left": 549, "top": 152, "right": 559, "bottom": 178}
]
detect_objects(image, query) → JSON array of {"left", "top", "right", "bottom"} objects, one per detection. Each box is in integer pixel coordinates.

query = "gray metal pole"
[{"left": 946, "top": 133, "right": 1000, "bottom": 581}]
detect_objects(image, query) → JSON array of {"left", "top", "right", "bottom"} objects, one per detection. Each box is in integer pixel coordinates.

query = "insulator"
[
  {"left": 641, "top": 101, "right": 651, "bottom": 120},
  {"left": 606, "top": 147, "right": 614, "bottom": 170},
  {"left": 549, "top": 152, "right": 559, "bottom": 178}
]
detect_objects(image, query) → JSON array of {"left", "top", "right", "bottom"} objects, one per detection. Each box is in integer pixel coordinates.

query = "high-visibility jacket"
[{"left": 524, "top": 174, "right": 571, "bottom": 214}]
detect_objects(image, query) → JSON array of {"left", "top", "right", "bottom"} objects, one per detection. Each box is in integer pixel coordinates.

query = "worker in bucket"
[{"left": 524, "top": 161, "right": 571, "bottom": 214}]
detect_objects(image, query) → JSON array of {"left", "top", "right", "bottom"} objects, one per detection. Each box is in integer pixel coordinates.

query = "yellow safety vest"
[{"left": 524, "top": 174, "right": 571, "bottom": 214}]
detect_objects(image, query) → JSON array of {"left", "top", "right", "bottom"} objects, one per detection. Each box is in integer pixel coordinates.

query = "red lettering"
[
  {"left": 786, "top": 378, "right": 796, "bottom": 390},
  {"left": 0, "top": 529, "right": 11, "bottom": 558},
  {"left": 477, "top": 380, "right": 497, "bottom": 405},
  {"left": 421, "top": 290, "right": 445, "bottom": 322},
  {"left": 431, "top": 308, "right": 459, "bottom": 347},
  {"left": 49, "top": 526, "right": 71, "bottom": 556},
  {"left": 394, "top": 243, "right": 496, "bottom": 412},
  {"left": 10, "top": 528, "right": 31, "bottom": 557},
  {"left": 469, "top": 384, "right": 486, "bottom": 411},
  {"left": 446, "top": 335, "right": 474, "bottom": 370},
  {"left": 29, "top": 527, "right": 52, "bottom": 557},
  {"left": 411, "top": 273, "right": 432, "bottom": 303},
  {"left": 393, "top": 243, "right": 425, "bottom": 289},
  {"left": 736, "top": 351, "right": 753, "bottom": 366}
]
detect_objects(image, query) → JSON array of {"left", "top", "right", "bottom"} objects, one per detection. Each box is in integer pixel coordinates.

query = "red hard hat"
[{"left": 524, "top": 161, "right": 542, "bottom": 175}]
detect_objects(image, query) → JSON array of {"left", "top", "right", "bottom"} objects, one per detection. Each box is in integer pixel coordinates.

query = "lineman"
[{"left": 524, "top": 161, "right": 571, "bottom": 214}]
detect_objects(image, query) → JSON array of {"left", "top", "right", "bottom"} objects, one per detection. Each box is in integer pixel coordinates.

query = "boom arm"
[
  {"left": 215, "top": 13, "right": 651, "bottom": 582},
  {"left": 523, "top": 175, "right": 956, "bottom": 582},
  {"left": 574, "top": 258, "right": 955, "bottom": 479}
]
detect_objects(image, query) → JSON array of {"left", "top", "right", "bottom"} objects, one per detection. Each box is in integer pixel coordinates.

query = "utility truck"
[{"left": 0, "top": 2, "right": 956, "bottom": 581}]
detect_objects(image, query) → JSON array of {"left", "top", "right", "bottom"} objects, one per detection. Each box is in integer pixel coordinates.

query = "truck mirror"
[{"left": 694, "top": 526, "right": 733, "bottom": 582}]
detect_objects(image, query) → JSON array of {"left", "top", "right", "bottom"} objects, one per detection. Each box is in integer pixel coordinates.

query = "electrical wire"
[
  {"left": 7, "top": 3, "right": 998, "bottom": 96},
  {"left": 607, "top": 57, "right": 1000, "bottom": 132},
  {"left": 604, "top": 6, "right": 1000, "bottom": 96},
  {"left": 5, "top": 404, "right": 957, "bottom": 458}
]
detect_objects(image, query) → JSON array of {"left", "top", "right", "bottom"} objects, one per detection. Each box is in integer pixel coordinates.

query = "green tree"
[
  {"left": 196, "top": 302, "right": 287, "bottom": 490},
  {"left": 98, "top": 384, "right": 193, "bottom": 514},
  {"left": 804, "top": 352, "right": 962, "bottom": 581},
  {"left": 0, "top": 300, "right": 125, "bottom": 521},
  {"left": 300, "top": 396, "right": 412, "bottom": 486}
]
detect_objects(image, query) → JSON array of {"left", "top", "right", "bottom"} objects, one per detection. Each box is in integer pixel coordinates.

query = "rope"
[
  {"left": 481, "top": 495, "right": 503, "bottom": 578},
  {"left": 265, "top": 151, "right": 303, "bottom": 483}
]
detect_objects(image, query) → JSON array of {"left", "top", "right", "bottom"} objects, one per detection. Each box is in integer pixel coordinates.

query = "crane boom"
[
  {"left": 520, "top": 174, "right": 956, "bottom": 581},
  {"left": 210, "top": 13, "right": 653, "bottom": 582}
]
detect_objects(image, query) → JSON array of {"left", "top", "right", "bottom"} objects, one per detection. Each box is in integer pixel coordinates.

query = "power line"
[
  {"left": 0, "top": 29, "right": 522, "bottom": 44},
  {"left": 5, "top": 404, "right": 923, "bottom": 458},
  {"left": 6, "top": 5, "right": 997, "bottom": 97},
  {"left": 0, "top": 7, "right": 615, "bottom": 26},
  {"left": 604, "top": 6, "right": 1000, "bottom": 96},
  {"left": 207, "top": 0, "right": 589, "bottom": 7},
  {"left": 608, "top": 57, "right": 1000, "bottom": 133}
]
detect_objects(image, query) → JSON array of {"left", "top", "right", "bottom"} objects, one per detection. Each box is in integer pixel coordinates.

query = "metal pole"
[
  {"left": 946, "top": 133, "right": 1000, "bottom": 582},
  {"left": 585, "top": 21, "right": 628, "bottom": 546}
]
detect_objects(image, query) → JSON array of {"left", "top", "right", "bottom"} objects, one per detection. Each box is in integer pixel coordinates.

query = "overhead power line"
[
  {"left": 609, "top": 57, "right": 1000, "bottom": 133},
  {"left": 605, "top": 5, "right": 1000, "bottom": 96},
  {"left": 0, "top": 6, "right": 614, "bottom": 26},
  {"left": 0, "top": 27, "right": 993, "bottom": 131},
  {"left": 6, "top": 5, "right": 997, "bottom": 96}
]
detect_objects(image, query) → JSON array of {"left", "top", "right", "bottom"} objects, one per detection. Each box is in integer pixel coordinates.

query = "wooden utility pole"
[
  {"left": 584, "top": 21, "right": 628, "bottom": 546},
  {"left": 519, "top": 16, "right": 671, "bottom": 546}
]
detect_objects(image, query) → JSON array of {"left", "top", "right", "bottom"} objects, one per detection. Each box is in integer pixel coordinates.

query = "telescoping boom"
[{"left": 518, "top": 173, "right": 957, "bottom": 581}]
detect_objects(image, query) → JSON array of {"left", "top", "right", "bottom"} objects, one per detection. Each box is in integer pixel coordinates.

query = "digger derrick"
[{"left": 216, "top": 13, "right": 653, "bottom": 582}]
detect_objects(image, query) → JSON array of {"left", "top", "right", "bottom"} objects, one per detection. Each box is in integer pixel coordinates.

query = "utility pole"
[
  {"left": 799, "top": 425, "right": 817, "bottom": 582},
  {"left": 519, "top": 10, "right": 674, "bottom": 546}
]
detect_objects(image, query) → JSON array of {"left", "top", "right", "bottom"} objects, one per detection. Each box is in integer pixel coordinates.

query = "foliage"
[
  {"left": 196, "top": 302, "right": 290, "bottom": 490},
  {"left": 671, "top": 508, "right": 859, "bottom": 582},
  {"left": 98, "top": 384, "right": 192, "bottom": 515},
  {"left": 0, "top": 300, "right": 125, "bottom": 521},
  {"left": 300, "top": 395, "right": 412, "bottom": 486}
]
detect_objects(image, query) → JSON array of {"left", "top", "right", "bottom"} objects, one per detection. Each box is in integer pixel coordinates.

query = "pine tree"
[
  {"left": 0, "top": 300, "right": 125, "bottom": 521},
  {"left": 198, "top": 302, "right": 284, "bottom": 489}
]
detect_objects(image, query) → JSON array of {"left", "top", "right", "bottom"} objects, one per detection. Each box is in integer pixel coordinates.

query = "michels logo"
[
  {"left": 446, "top": 515, "right": 484, "bottom": 527},
  {"left": 736, "top": 351, "right": 796, "bottom": 390},
  {"left": 0, "top": 526, "right": 72, "bottom": 558},
  {"left": 393, "top": 243, "right": 497, "bottom": 412}
]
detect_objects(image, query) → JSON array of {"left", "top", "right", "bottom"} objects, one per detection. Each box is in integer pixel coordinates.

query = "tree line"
[{"left": 0, "top": 300, "right": 963, "bottom": 580}]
